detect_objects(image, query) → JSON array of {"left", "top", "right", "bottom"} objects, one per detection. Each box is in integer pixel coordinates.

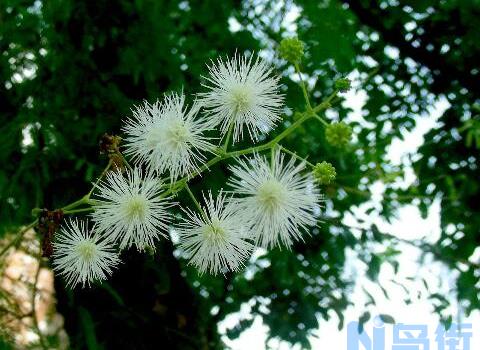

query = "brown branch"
[{"left": 31, "top": 259, "right": 48, "bottom": 350}]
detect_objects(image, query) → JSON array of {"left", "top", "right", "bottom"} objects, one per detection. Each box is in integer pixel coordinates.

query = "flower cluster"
[{"left": 51, "top": 52, "right": 327, "bottom": 288}]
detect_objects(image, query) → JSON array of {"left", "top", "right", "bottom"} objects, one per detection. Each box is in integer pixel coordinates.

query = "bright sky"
[{"left": 219, "top": 76, "right": 480, "bottom": 349}]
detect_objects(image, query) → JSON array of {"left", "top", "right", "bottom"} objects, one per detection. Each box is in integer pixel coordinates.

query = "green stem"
[
  {"left": 295, "top": 63, "right": 311, "bottom": 109},
  {"left": 87, "top": 159, "right": 113, "bottom": 199},
  {"left": 222, "top": 120, "right": 235, "bottom": 152},
  {"left": 310, "top": 90, "right": 339, "bottom": 127},
  {"left": 278, "top": 145, "right": 314, "bottom": 167},
  {"left": 63, "top": 207, "right": 95, "bottom": 215},
  {"left": 226, "top": 142, "right": 271, "bottom": 158},
  {"left": 270, "top": 145, "right": 276, "bottom": 170},
  {"left": 313, "top": 90, "right": 339, "bottom": 113},
  {"left": 184, "top": 184, "right": 208, "bottom": 220},
  {"left": 46, "top": 161, "right": 112, "bottom": 214},
  {"left": 119, "top": 153, "right": 133, "bottom": 171},
  {"left": 228, "top": 112, "right": 312, "bottom": 158},
  {"left": 62, "top": 196, "right": 89, "bottom": 211},
  {"left": 313, "top": 114, "right": 329, "bottom": 127}
]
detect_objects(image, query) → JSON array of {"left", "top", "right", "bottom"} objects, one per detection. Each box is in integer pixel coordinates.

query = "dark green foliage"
[{"left": 1, "top": 0, "right": 480, "bottom": 349}]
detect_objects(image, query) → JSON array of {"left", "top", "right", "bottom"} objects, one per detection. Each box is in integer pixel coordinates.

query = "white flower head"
[
  {"left": 177, "top": 191, "right": 254, "bottom": 275},
  {"left": 123, "top": 92, "right": 215, "bottom": 181},
  {"left": 199, "top": 53, "right": 284, "bottom": 143},
  {"left": 52, "top": 219, "right": 120, "bottom": 288},
  {"left": 228, "top": 151, "right": 321, "bottom": 249},
  {"left": 91, "top": 167, "right": 173, "bottom": 251}
]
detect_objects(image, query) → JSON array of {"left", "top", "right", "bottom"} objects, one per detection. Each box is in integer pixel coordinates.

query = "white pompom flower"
[
  {"left": 52, "top": 219, "right": 120, "bottom": 288},
  {"left": 199, "top": 53, "right": 284, "bottom": 143},
  {"left": 176, "top": 191, "right": 254, "bottom": 275},
  {"left": 228, "top": 151, "right": 321, "bottom": 249},
  {"left": 123, "top": 92, "right": 215, "bottom": 182},
  {"left": 91, "top": 167, "right": 173, "bottom": 251}
]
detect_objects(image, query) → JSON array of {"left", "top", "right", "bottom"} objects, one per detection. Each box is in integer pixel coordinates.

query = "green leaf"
[{"left": 379, "top": 314, "right": 395, "bottom": 324}]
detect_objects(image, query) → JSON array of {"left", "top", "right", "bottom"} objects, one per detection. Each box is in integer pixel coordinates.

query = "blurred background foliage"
[{"left": 1, "top": 0, "right": 479, "bottom": 349}]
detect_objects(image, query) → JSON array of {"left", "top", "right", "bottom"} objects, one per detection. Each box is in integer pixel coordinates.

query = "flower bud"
[
  {"left": 313, "top": 161, "right": 336, "bottom": 185},
  {"left": 334, "top": 78, "right": 351, "bottom": 92},
  {"left": 278, "top": 37, "right": 304, "bottom": 64},
  {"left": 325, "top": 122, "right": 352, "bottom": 148}
]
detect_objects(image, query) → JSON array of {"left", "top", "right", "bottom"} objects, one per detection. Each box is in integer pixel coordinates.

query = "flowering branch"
[
  {"left": 157, "top": 96, "right": 336, "bottom": 201},
  {"left": 13, "top": 38, "right": 359, "bottom": 287}
]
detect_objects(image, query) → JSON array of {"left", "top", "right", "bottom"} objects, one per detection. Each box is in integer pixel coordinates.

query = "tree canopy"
[{"left": 1, "top": 0, "right": 479, "bottom": 349}]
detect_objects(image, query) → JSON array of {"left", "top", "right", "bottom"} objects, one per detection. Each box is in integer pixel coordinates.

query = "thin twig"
[
  {"left": 295, "top": 63, "right": 312, "bottom": 109},
  {"left": 87, "top": 159, "right": 113, "bottom": 198},
  {"left": 63, "top": 207, "right": 95, "bottom": 215},
  {"left": 184, "top": 184, "right": 208, "bottom": 221},
  {"left": 0, "top": 220, "right": 37, "bottom": 259},
  {"left": 222, "top": 120, "right": 235, "bottom": 152},
  {"left": 31, "top": 259, "right": 48, "bottom": 350},
  {"left": 118, "top": 153, "right": 133, "bottom": 171},
  {"left": 278, "top": 145, "right": 314, "bottom": 167}
]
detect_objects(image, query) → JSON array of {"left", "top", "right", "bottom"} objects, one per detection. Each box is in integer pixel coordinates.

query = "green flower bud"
[
  {"left": 144, "top": 245, "right": 156, "bottom": 256},
  {"left": 325, "top": 122, "right": 352, "bottom": 148},
  {"left": 278, "top": 37, "right": 304, "bottom": 64},
  {"left": 313, "top": 161, "right": 336, "bottom": 185},
  {"left": 334, "top": 78, "right": 351, "bottom": 92}
]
